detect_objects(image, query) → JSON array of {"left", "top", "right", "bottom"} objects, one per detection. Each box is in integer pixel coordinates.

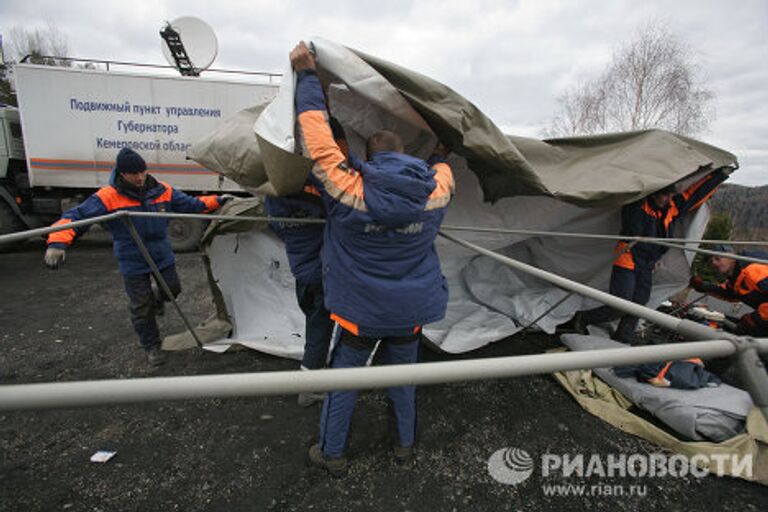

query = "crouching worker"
[
  {"left": 690, "top": 245, "right": 768, "bottom": 340},
  {"left": 43, "top": 147, "right": 231, "bottom": 367},
  {"left": 289, "top": 41, "right": 454, "bottom": 474}
]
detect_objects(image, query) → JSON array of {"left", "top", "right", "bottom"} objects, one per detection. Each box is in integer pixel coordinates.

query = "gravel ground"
[{"left": 1, "top": 236, "right": 766, "bottom": 511}]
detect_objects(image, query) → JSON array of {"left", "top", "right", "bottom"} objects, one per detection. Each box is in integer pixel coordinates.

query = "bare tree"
[
  {"left": 546, "top": 23, "right": 714, "bottom": 137},
  {"left": 7, "top": 22, "right": 72, "bottom": 66},
  {"left": 1, "top": 23, "right": 73, "bottom": 105}
]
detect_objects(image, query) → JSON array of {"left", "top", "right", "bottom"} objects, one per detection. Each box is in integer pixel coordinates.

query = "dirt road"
[{"left": 1, "top": 239, "right": 766, "bottom": 511}]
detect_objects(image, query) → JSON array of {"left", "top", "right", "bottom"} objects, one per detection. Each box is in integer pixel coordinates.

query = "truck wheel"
[
  {"left": 0, "top": 200, "right": 25, "bottom": 251},
  {"left": 168, "top": 217, "right": 206, "bottom": 252}
]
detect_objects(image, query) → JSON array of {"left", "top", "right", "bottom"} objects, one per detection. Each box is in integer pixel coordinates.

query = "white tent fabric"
[{"left": 203, "top": 159, "right": 708, "bottom": 358}]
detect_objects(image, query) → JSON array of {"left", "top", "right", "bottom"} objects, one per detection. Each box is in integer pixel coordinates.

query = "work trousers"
[
  {"left": 319, "top": 329, "right": 420, "bottom": 458},
  {"left": 295, "top": 281, "right": 334, "bottom": 370},
  {"left": 122, "top": 264, "right": 181, "bottom": 351},
  {"left": 581, "top": 265, "right": 653, "bottom": 343}
]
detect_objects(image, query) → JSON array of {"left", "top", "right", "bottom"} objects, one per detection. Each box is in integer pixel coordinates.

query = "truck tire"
[
  {"left": 168, "top": 217, "right": 206, "bottom": 253},
  {"left": 0, "top": 200, "right": 26, "bottom": 251}
]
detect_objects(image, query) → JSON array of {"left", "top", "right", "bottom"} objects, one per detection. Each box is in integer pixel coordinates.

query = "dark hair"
[{"left": 366, "top": 130, "right": 404, "bottom": 158}]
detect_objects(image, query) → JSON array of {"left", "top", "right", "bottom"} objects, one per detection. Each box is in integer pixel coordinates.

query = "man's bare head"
[{"left": 366, "top": 130, "right": 404, "bottom": 159}]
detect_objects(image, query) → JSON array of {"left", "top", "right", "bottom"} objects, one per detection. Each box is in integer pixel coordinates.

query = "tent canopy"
[{"left": 186, "top": 38, "right": 737, "bottom": 357}]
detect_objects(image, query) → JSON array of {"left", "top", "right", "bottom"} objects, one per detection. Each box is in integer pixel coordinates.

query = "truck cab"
[{"left": 0, "top": 105, "right": 32, "bottom": 235}]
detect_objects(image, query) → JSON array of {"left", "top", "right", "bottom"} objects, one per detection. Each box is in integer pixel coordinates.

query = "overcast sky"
[{"left": 1, "top": 0, "right": 766, "bottom": 185}]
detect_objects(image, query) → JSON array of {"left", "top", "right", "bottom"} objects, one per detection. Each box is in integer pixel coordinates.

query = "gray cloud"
[{"left": 1, "top": 0, "right": 765, "bottom": 184}]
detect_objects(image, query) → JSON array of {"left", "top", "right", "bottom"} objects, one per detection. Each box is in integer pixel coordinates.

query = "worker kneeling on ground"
[
  {"left": 43, "top": 148, "right": 231, "bottom": 367},
  {"left": 574, "top": 168, "right": 730, "bottom": 343},
  {"left": 288, "top": 41, "right": 454, "bottom": 474},
  {"left": 690, "top": 244, "right": 768, "bottom": 368}
]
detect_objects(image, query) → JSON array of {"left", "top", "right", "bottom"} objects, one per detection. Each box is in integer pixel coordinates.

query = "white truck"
[{"left": 1, "top": 62, "right": 278, "bottom": 249}]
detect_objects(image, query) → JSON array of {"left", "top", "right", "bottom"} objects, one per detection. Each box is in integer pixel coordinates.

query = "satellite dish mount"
[{"left": 160, "top": 17, "right": 218, "bottom": 77}]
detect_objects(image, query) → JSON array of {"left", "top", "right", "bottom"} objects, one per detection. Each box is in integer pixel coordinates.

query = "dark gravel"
[{"left": 1, "top": 236, "right": 766, "bottom": 511}]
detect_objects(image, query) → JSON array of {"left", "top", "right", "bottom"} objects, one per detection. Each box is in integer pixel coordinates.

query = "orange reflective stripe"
[
  {"left": 740, "top": 264, "right": 768, "bottom": 294},
  {"left": 153, "top": 183, "right": 173, "bottom": 204},
  {"left": 641, "top": 200, "right": 660, "bottom": 218},
  {"left": 95, "top": 186, "right": 141, "bottom": 211},
  {"left": 47, "top": 218, "right": 76, "bottom": 246},
  {"left": 330, "top": 313, "right": 359, "bottom": 336},
  {"left": 648, "top": 362, "right": 673, "bottom": 386},
  {"left": 298, "top": 110, "right": 365, "bottom": 211},
  {"left": 612, "top": 241, "right": 635, "bottom": 270},
  {"left": 198, "top": 195, "right": 220, "bottom": 213},
  {"left": 758, "top": 303, "right": 768, "bottom": 322},
  {"left": 682, "top": 173, "right": 722, "bottom": 212},
  {"left": 425, "top": 162, "right": 455, "bottom": 211},
  {"left": 663, "top": 201, "right": 679, "bottom": 230},
  {"left": 303, "top": 184, "right": 321, "bottom": 197}
]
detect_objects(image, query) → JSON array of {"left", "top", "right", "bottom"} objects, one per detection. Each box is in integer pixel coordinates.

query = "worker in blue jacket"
[
  {"left": 44, "top": 147, "right": 230, "bottom": 366},
  {"left": 289, "top": 41, "right": 454, "bottom": 474},
  {"left": 265, "top": 117, "right": 348, "bottom": 407},
  {"left": 575, "top": 168, "right": 730, "bottom": 343}
]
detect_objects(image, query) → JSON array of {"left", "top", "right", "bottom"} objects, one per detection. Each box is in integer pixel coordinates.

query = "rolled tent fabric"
[{"left": 185, "top": 38, "right": 738, "bottom": 356}]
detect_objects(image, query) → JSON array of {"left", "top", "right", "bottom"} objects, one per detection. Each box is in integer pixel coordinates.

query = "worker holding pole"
[{"left": 43, "top": 148, "right": 232, "bottom": 366}]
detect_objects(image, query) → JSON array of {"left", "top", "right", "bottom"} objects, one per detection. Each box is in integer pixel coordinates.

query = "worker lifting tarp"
[{"left": 184, "top": 37, "right": 738, "bottom": 357}]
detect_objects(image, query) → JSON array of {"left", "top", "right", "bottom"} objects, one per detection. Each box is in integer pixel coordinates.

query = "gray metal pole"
[
  {"left": 438, "top": 231, "right": 768, "bottom": 419},
  {"left": 0, "top": 211, "right": 123, "bottom": 245},
  {"left": 2, "top": 339, "right": 764, "bottom": 411},
  {"left": 655, "top": 239, "right": 768, "bottom": 265},
  {"left": 521, "top": 241, "right": 638, "bottom": 331},
  {"left": 121, "top": 216, "right": 203, "bottom": 348}
]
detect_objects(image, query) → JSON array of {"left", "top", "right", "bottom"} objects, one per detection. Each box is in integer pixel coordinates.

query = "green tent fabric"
[
  {"left": 553, "top": 365, "right": 768, "bottom": 485},
  {"left": 188, "top": 37, "right": 737, "bottom": 207}
]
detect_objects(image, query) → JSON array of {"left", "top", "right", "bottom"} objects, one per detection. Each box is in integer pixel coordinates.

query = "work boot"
[
  {"left": 147, "top": 346, "right": 168, "bottom": 367},
  {"left": 308, "top": 444, "right": 347, "bottom": 476},
  {"left": 393, "top": 444, "right": 414, "bottom": 465},
  {"left": 297, "top": 392, "right": 326, "bottom": 407}
]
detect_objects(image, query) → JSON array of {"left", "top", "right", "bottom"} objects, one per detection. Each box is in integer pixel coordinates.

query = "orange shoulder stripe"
[
  {"left": 95, "top": 186, "right": 141, "bottom": 211},
  {"left": 298, "top": 110, "right": 365, "bottom": 211},
  {"left": 153, "top": 182, "right": 173, "bottom": 204}
]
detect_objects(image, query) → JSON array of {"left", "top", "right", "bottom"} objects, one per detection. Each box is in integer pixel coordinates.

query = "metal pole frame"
[
  {"left": 0, "top": 338, "right": 765, "bottom": 411},
  {"left": 4, "top": 211, "right": 764, "bottom": 266},
  {"left": 438, "top": 231, "right": 768, "bottom": 420},
  {"left": 121, "top": 216, "right": 203, "bottom": 348}
]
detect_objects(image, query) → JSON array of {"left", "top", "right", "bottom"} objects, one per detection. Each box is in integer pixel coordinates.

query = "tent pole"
[
  {"left": 438, "top": 231, "right": 768, "bottom": 420},
  {"left": 1, "top": 339, "right": 765, "bottom": 411},
  {"left": 521, "top": 242, "right": 637, "bottom": 331},
  {"left": 121, "top": 216, "right": 203, "bottom": 348}
]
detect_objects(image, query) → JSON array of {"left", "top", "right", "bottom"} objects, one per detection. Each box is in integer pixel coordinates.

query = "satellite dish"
[{"left": 160, "top": 16, "right": 218, "bottom": 76}]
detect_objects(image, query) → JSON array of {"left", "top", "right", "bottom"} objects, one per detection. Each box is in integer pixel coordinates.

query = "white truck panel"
[{"left": 14, "top": 64, "right": 277, "bottom": 192}]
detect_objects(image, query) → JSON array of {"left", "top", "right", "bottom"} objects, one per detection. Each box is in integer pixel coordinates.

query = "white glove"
[
  {"left": 44, "top": 247, "right": 66, "bottom": 270},
  {"left": 218, "top": 194, "right": 236, "bottom": 207}
]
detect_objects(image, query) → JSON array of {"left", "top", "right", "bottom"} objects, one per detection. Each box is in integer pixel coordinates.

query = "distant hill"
[{"left": 708, "top": 183, "right": 768, "bottom": 242}]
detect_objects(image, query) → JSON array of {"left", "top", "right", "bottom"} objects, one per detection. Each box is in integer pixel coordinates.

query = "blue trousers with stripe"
[{"left": 319, "top": 330, "right": 420, "bottom": 458}]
